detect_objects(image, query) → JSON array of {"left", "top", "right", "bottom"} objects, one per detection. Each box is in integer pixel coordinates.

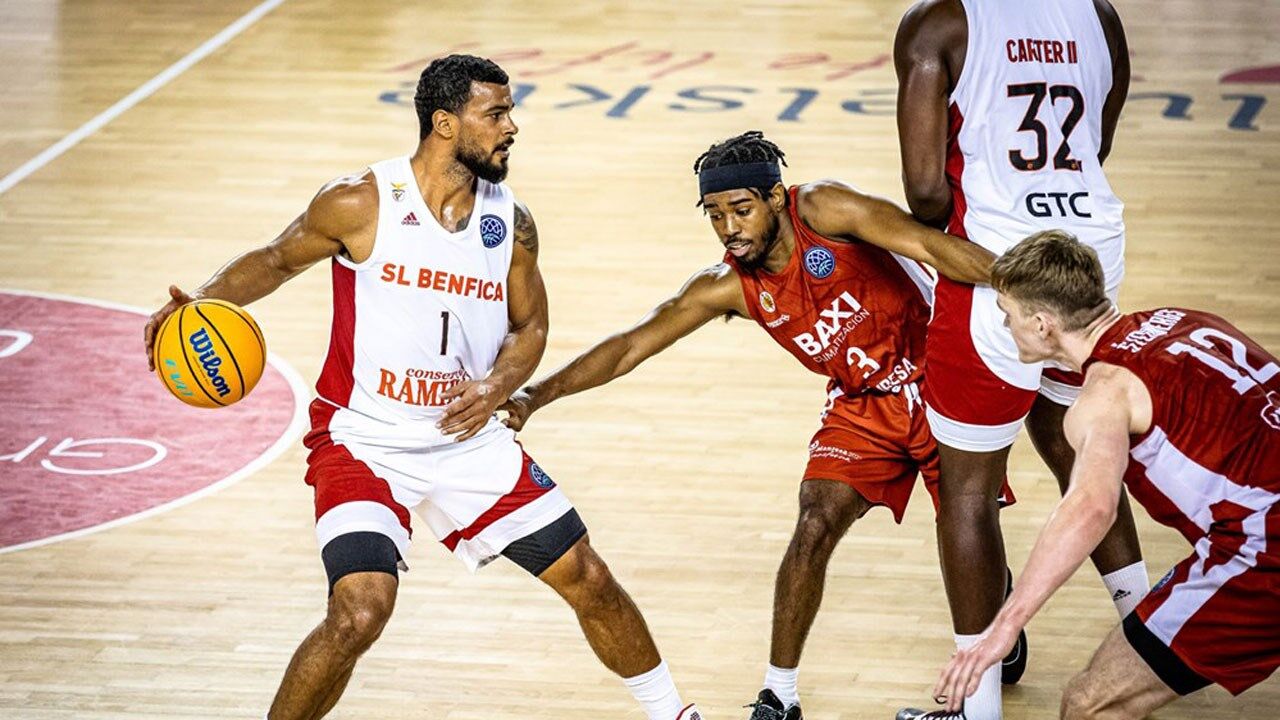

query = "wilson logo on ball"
[{"left": 188, "top": 328, "right": 231, "bottom": 398}]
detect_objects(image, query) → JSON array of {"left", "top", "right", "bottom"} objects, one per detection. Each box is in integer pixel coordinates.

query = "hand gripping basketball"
[
  {"left": 145, "top": 285, "right": 195, "bottom": 371},
  {"left": 148, "top": 289, "right": 267, "bottom": 409}
]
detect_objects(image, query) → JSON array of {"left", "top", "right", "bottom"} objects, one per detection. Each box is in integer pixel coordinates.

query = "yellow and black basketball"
[{"left": 153, "top": 299, "right": 266, "bottom": 408}]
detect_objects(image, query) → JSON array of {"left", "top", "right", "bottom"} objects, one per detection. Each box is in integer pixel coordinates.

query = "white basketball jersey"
[
  {"left": 313, "top": 156, "right": 517, "bottom": 449},
  {"left": 948, "top": 0, "right": 1125, "bottom": 285}
]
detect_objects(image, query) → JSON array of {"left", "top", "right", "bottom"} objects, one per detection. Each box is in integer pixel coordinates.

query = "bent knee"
[
  {"left": 1060, "top": 671, "right": 1120, "bottom": 720},
  {"left": 327, "top": 589, "right": 395, "bottom": 653}
]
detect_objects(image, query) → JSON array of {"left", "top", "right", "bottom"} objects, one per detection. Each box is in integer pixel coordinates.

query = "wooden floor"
[{"left": 2, "top": 0, "right": 1278, "bottom": 718}]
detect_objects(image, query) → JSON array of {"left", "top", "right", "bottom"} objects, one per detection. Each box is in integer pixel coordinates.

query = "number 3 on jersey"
[{"left": 1008, "top": 82, "right": 1084, "bottom": 172}]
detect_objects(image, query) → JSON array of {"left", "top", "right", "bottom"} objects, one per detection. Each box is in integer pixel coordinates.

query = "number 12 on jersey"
[{"left": 1167, "top": 328, "right": 1280, "bottom": 395}]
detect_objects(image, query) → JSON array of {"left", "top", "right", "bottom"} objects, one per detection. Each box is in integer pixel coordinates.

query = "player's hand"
[
  {"left": 144, "top": 285, "right": 195, "bottom": 371},
  {"left": 439, "top": 379, "right": 505, "bottom": 442},
  {"left": 499, "top": 388, "right": 540, "bottom": 432},
  {"left": 932, "top": 620, "right": 1021, "bottom": 713}
]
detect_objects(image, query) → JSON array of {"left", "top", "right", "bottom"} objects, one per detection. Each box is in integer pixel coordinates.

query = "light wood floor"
[{"left": 2, "top": 1, "right": 1278, "bottom": 718}]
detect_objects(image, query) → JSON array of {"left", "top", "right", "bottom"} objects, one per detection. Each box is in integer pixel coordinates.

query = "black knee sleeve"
[
  {"left": 321, "top": 531, "right": 400, "bottom": 594},
  {"left": 500, "top": 509, "right": 587, "bottom": 577}
]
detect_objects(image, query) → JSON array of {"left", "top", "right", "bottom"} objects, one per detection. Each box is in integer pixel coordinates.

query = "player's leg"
[
  {"left": 274, "top": 438, "right": 418, "bottom": 720},
  {"left": 435, "top": 439, "right": 698, "bottom": 720},
  {"left": 268, "top": 534, "right": 401, "bottom": 720},
  {"left": 526, "top": 523, "right": 699, "bottom": 720},
  {"left": 1058, "top": 622, "right": 1181, "bottom": 719},
  {"left": 771, "top": 479, "right": 870, "bottom": 667},
  {"left": 908, "top": 285, "right": 1039, "bottom": 719},
  {"left": 1027, "top": 392, "right": 1148, "bottom": 618},
  {"left": 747, "top": 478, "right": 870, "bottom": 717}
]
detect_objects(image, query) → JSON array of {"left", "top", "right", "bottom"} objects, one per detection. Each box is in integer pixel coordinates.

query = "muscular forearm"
[
  {"left": 485, "top": 321, "right": 548, "bottom": 400},
  {"left": 526, "top": 333, "right": 641, "bottom": 410},
  {"left": 997, "top": 490, "right": 1116, "bottom": 630},
  {"left": 193, "top": 247, "right": 297, "bottom": 306},
  {"left": 924, "top": 231, "right": 996, "bottom": 285}
]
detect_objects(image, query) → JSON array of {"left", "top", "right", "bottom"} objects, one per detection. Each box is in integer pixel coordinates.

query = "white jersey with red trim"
[
  {"left": 947, "top": 0, "right": 1125, "bottom": 284},
  {"left": 311, "top": 156, "right": 517, "bottom": 449}
]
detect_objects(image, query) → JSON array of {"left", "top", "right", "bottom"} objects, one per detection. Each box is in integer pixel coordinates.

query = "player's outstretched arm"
[
  {"left": 932, "top": 367, "right": 1133, "bottom": 712},
  {"left": 143, "top": 173, "right": 374, "bottom": 369},
  {"left": 501, "top": 264, "right": 745, "bottom": 431},
  {"left": 894, "top": 0, "right": 964, "bottom": 228},
  {"left": 440, "top": 200, "right": 548, "bottom": 441},
  {"left": 797, "top": 180, "right": 995, "bottom": 285}
]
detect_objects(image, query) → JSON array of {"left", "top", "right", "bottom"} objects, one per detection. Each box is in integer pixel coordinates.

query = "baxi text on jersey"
[
  {"left": 377, "top": 367, "right": 470, "bottom": 407},
  {"left": 792, "top": 291, "right": 871, "bottom": 362},
  {"left": 380, "top": 263, "right": 505, "bottom": 302},
  {"left": 187, "top": 328, "right": 231, "bottom": 397}
]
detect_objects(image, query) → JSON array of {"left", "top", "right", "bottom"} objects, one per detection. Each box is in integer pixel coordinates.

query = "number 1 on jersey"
[{"left": 440, "top": 311, "right": 450, "bottom": 355}]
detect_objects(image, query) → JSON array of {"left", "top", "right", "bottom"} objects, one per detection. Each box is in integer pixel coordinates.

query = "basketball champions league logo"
[
  {"left": 803, "top": 246, "right": 836, "bottom": 279},
  {"left": 479, "top": 214, "right": 507, "bottom": 248}
]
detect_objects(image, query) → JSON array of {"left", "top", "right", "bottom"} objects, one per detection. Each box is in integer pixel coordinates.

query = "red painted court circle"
[{"left": 0, "top": 290, "right": 305, "bottom": 552}]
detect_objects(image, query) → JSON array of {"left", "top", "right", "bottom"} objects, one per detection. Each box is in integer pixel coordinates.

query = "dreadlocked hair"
[{"left": 692, "top": 131, "right": 788, "bottom": 206}]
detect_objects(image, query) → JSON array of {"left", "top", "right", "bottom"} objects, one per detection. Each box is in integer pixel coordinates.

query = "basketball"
[{"left": 152, "top": 299, "right": 266, "bottom": 408}]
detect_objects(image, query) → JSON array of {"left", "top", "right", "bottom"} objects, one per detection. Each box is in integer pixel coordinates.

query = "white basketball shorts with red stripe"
[
  {"left": 923, "top": 277, "right": 1121, "bottom": 451},
  {"left": 303, "top": 419, "right": 574, "bottom": 572}
]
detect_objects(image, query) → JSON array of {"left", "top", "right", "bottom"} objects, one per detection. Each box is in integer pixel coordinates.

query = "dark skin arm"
[
  {"left": 438, "top": 200, "right": 549, "bottom": 441},
  {"left": 894, "top": 0, "right": 967, "bottom": 229},
  {"left": 142, "top": 173, "right": 377, "bottom": 370},
  {"left": 797, "top": 180, "right": 995, "bottom": 284},
  {"left": 1094, "top": 0, "right": 1130, "bottom": 164},
  {"left": 500, "top": 264, "right": 748, "bottom": 430}
]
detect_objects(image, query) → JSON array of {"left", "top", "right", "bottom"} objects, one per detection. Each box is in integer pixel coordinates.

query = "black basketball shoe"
[
  {"left": 1001, "top": 566, "right": 1028, "bottom": 685},
  {"left": 896, "top": 709, "right": 966, "bottom": 719},
  {"left": 745, "top": 688, "right": 803, "bottom": 720}
]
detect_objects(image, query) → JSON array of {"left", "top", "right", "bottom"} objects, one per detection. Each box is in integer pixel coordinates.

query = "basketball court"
[{"left": 1, "top": 1, "right": 1277, "bottom": 717}]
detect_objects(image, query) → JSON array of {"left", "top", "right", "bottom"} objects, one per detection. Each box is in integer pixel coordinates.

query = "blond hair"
[{"left": 990, "top": 230, "right": 1110, "bottom": 331}]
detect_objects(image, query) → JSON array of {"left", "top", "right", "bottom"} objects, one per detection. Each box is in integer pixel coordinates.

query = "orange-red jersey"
[{"left": 725, "top": 186, "right": 935, "bottom": 396}]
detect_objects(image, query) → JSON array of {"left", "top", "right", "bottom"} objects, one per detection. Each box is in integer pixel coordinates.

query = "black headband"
[{"left": 698, "top": 161, "right": 782, "bottom": 198}]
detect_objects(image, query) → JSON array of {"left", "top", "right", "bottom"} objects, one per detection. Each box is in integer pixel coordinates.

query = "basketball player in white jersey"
[
  {"left": 143, "top": 55, "right": 701, "bottom": 720},
  {"left": 894, "top": 3, "right": 1148, "bottom": 718},
  {"left": 929, "top": 231, "right": 1280, "bottom": 718}
]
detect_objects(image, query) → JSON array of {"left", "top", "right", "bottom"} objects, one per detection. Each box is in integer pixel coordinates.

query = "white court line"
[
  {"left": 0, "top": 0, "right": 288, "bottom": 197},
  {"left": 0, "top": 288, "right": 311, "bottom": 555}
]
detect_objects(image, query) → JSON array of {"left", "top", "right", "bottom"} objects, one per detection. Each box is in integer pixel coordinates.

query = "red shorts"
[
  {"left": 1125, "top": 505, "right": 1280, "bottom": 695},
  {"left": 923, "top": 277, "right": 1109, "bottom": 451},
  {"left": 804, "top": 383, "right": 940, "bottom": 523}
]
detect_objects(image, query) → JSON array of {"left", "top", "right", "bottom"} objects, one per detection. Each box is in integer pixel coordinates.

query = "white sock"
[
  {"left": 764, "top": 664, "right": 800, "bottom": 707},
  {"left": 623, "top": 660, "right": 685, "bottom": 720},
  {"left": 955, "top": 634, "right": 1002, "bottom": 720},
  {"left": 1102, "top": 560, "right": 1149, "bottom": 618}
]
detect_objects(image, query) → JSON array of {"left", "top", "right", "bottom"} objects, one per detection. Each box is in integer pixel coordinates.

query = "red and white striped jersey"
[
  {"left": 726, "top": 186, "right": 935, "bottom": 398},
  {"left": 1086, "top": 309, "right": 1280, "bottom": 547},
  {"left": 947, "top": 0, "right": 1126, "bottom": 286},
  {"left": 308, "top": 156, "right": 517, "bottom": 449}
]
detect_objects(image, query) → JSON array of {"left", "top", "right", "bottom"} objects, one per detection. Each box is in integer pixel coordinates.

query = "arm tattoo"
[{"left": 513, "top": 201, "right": 538, "bottom": 253}]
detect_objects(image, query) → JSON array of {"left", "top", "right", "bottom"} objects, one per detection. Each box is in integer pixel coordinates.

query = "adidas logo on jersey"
[
  {"left": 401, "top": 212, "right": 420, "bottom": 226},
  {"left": 1112, "top": 589, "right": 1131, "bottom": 602}
]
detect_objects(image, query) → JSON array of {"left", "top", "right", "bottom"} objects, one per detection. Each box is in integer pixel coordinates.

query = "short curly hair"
[{"left": 414, "top": 54, "right": 509, "bottom": 140}]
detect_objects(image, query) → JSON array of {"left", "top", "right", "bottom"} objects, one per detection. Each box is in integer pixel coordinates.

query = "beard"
[
  {"left": 456, "top": 137, "right": 510, "bottom": 183},
  {"left": 733, "top": 211, "right": 781, "bottom": 271}
]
